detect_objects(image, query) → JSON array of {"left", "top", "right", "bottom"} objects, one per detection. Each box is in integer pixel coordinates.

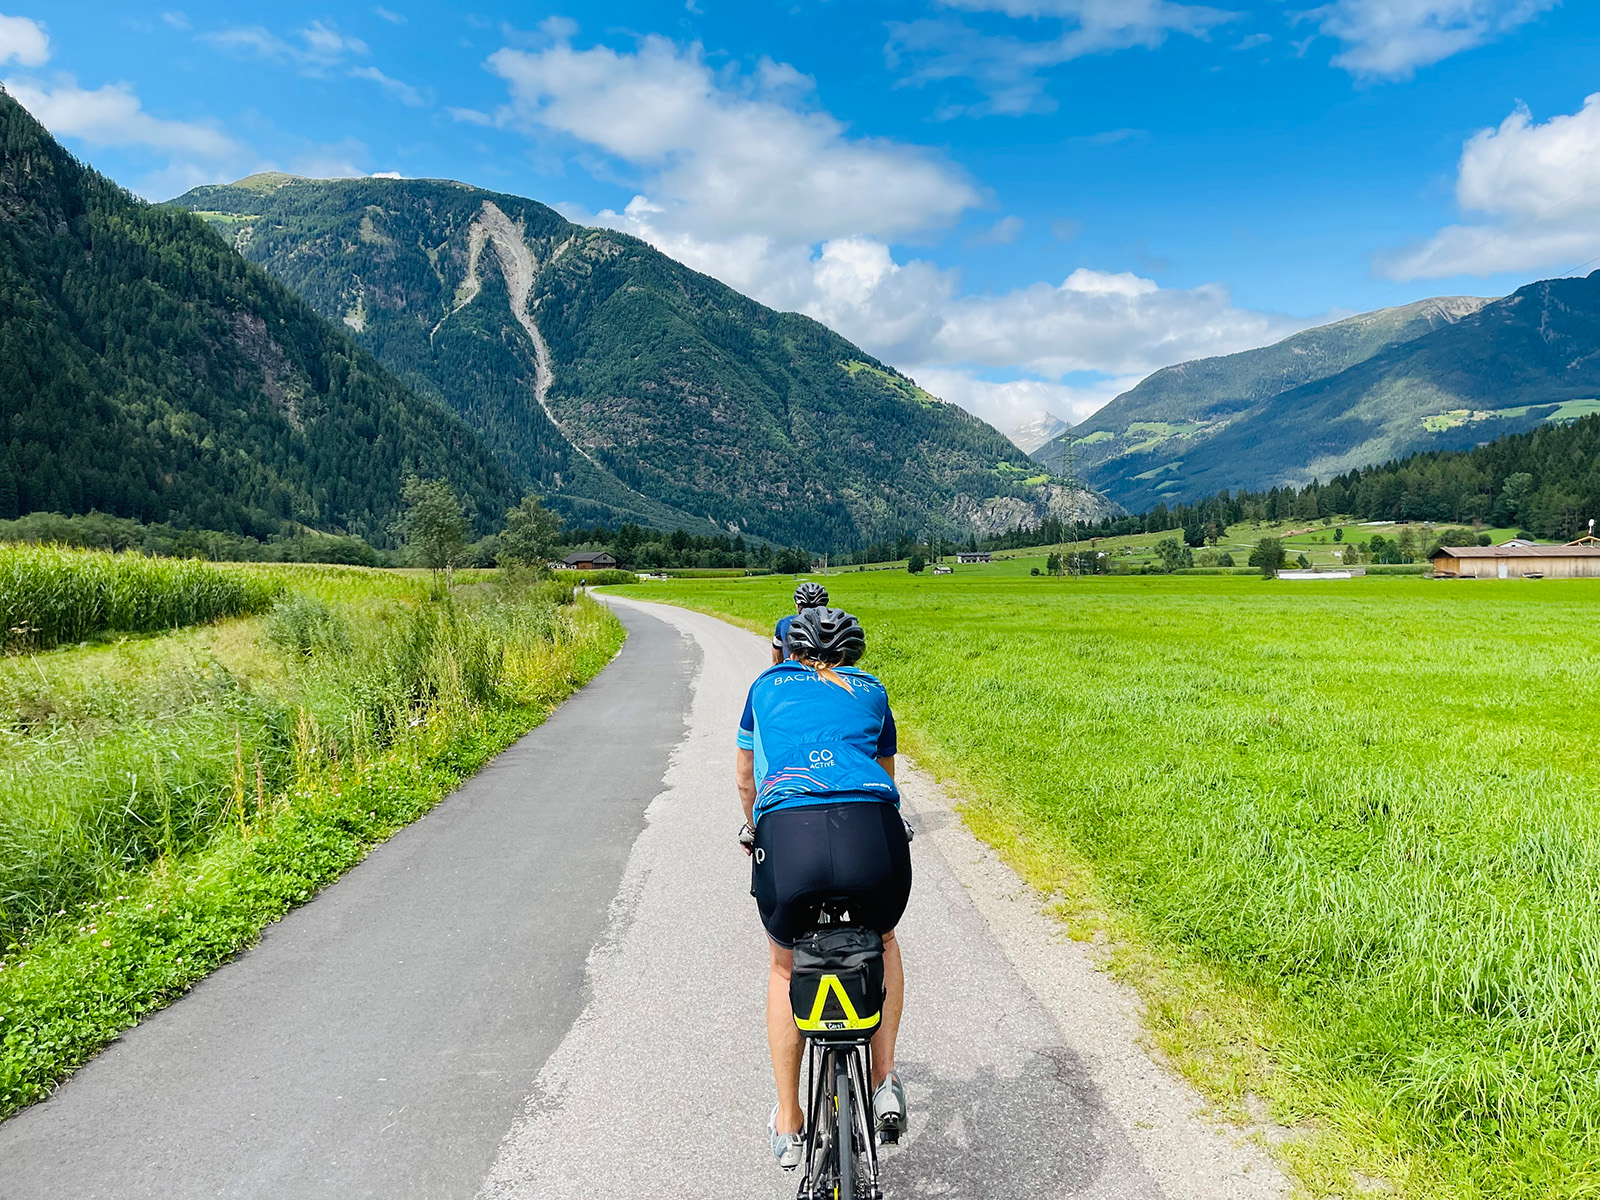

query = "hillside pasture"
[{"left": 615, "top": 570, "right": 1600, "bottom": 1198}]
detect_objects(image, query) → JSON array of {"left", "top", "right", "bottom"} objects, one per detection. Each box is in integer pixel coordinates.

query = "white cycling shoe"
[
  {"left": 769, "top": 1104, "right": 805, "bottom": 1169},
  {"left": 872, "top": 1071, "right": 907, "bottom": 1145}
]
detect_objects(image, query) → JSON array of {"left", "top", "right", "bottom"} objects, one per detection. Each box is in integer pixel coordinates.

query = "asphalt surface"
[
  {"left": 0, "top": 596, "right": 1293, "bottom": 1200},
  {"left": 477, "top": 598, "right": 1290, "bottom": 1200}
]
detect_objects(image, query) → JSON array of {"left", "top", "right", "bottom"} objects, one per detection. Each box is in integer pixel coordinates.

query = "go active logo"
[{"left": 808, "top": 748, "right": 835, "bottom": 767}]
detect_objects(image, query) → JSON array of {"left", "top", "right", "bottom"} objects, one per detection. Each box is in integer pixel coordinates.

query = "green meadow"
[{"left": 614, "top": 570, "right": 1600, "bottom": 1199}]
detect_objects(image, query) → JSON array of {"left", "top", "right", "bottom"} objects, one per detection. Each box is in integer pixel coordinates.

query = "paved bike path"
[
  {"left": 0, "top": 603, "right": 696, "bottom": 1200},
  {"left": 0, "top": 597, "right": 1292, "bottom": 1200},
  {"left": 476, "top": 597, "right": 1290, "bottom": 1200}
]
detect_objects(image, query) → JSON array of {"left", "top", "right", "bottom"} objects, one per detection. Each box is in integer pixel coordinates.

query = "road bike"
[{"left": 788, "top": 900, "right": 890, "bottom": 1200}]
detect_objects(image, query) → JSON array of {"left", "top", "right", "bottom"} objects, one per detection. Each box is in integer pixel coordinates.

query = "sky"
[{"left": 6, "top": 1, "right": 1600, "bottom": 436}]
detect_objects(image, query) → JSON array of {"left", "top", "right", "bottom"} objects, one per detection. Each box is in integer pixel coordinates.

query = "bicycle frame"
[{"left": 796, "top": 1034, "right": 881, "bottom": 1200}]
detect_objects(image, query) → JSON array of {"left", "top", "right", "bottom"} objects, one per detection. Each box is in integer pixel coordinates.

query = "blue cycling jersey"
[
  {"left": 738, "top": 662, "right": 899, "bottom": 823},
  {"left": 772, "top": 614, "right": 796, "bottom": 659}
]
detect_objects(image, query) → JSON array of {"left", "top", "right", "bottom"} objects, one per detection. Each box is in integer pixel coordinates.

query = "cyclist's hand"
[{"left": 737, "top": 822, "right": 756, "bottom": 856}]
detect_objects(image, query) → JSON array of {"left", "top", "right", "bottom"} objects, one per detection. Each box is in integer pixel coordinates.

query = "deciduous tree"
[{"left": 401, "top": 476, "right": 470, "bottom": 589}]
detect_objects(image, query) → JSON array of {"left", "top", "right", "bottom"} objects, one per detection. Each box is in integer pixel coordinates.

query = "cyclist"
[
  {"left": 771, "top": 581, "right": 829, "bottom": 665},
  {"left": 736, "top": 606, "right": 911, "bottom": 1168}
]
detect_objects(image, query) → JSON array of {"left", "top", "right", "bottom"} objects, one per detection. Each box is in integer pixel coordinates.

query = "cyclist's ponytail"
[{"left": 806, "top": 660, "right": 854, "bottom": 693}]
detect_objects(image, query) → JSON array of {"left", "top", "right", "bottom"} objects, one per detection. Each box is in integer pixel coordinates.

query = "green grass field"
[{"left": 614, "top": 570, "right": 1600, "bottom": 1199}]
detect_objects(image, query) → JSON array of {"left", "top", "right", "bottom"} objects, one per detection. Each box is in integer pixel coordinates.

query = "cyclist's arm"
[
  {"left": 736, "top": 748, "right": 757, "bottom": 825},
  {"left": 770, "top": 644, "right": 782, "bottom": 666},
  {"left": 876, "top": 703, "right": 898, "bottom": 782}
]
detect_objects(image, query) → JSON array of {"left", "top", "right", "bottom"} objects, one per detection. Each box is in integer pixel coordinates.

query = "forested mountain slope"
[
  {"left": 1034, "top": 295, "right": 1492, "bottom": 507},
  {"left": 1221, "top": 412, "right": 1600, "bottom": 539},
  {"left": 0, "top": 93, "right": 512, "bottom": 542},
  {"left": 172, "top": 175, "right": 1099, "bottom": 546}
]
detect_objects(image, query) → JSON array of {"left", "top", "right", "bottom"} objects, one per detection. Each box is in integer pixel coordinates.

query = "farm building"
[
  {"left": 956, "top": 551, "right": 992, "bottom": 564},
  {"left": 1431, "top": 538, "right": 1600, "bottom": 579},
  {"left": 562, "top": 550, "right": 618, "bottom": 570}
]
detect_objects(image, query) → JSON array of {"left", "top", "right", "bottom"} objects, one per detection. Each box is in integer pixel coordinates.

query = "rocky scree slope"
[
  {"left": 0, "top": 95, "right": 513, "bottom": 542},
  {"left": 172, "top": 175, "right": 1105, "bottom": 546}
]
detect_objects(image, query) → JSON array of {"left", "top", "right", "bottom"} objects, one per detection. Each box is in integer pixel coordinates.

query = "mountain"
[
  {"left": 1034, "top": 295, "right": 1497, "bottom": 508},
  {"left": 170, "top": 175, "right": 1101, "bottom": 546},
  {"left": 0, "top": 93, "right": 513, "bottom": 542},
  {"left": 1006, "top": 411, "right": 1071, "bottom": 454}
]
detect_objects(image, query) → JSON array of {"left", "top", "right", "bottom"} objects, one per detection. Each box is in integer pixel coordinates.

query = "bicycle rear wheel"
[{"left": 835, "top": 1053, "right": 854, "bottom": 1200}]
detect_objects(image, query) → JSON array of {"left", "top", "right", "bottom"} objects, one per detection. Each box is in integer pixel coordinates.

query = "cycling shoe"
[
  {"left": 769, "top": 1104, "right": 804, "bottom": 1170},
  {"left": 872, "top": 1072, "right": 907, "bottom": 1145}
]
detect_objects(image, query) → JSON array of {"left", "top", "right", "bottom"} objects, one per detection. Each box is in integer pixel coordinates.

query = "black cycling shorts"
[{"left": 752, "top": 801, "right": 912, "bottom": 948}]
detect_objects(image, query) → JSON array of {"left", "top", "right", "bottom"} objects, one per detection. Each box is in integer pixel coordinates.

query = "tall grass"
[
  {"left": 617, "top": 573, "right": 1600, "bottom": 1198},
  {"left": 0, "top": 545, "right": 280, "bottom": 651},
  {"left": 0, "top": 575, "right": 602, "bottom": 951}
]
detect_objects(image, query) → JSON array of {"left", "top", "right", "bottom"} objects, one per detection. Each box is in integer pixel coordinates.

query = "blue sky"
[{"left": 6, "top": 1, "right": 1599, "bottom": 433}]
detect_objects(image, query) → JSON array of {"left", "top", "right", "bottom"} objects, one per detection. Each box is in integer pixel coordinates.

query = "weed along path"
[
  {"left": 0, "top": 603, "right": 696, "bottom": 1200},
  {"left": 0, "top": 597, "right": 1289, "bottom": 1200},
  {"left": 474, "top": 596, "right": 1290, "bottom": 1200}
]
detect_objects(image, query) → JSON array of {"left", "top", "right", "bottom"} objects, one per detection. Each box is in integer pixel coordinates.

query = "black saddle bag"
[{"left": 789, "top": 925, "right": 885, "bottom": 1037}]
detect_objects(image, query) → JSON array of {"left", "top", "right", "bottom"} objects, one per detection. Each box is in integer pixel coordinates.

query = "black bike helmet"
[
  {"left": 785, "top": 606, "right": 865, "bottom": 666},
  {"left": 793, "top": 581, "right": 829, "bottom": 609}
]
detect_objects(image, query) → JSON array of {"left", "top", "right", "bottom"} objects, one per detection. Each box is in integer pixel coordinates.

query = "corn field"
[{"left": 0, "top": 545, "right": 280, "bottom": 652}]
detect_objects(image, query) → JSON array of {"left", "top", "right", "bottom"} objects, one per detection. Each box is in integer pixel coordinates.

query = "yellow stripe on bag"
[{"left": 793, "top": 973, "right": 882, "bottom": 1032}]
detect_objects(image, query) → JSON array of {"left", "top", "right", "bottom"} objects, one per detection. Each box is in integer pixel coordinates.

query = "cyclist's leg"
[
  {"left": 870, "top": 929, "right": 904, "bottom": 1088},
  {"left": 765, "top": 938, "right": 805, "bottom": 1135},
  {"left": 822, "top": 802, "right": 912, "bottom": 1088},
  {"left": 753, "top": 807, "right": 831, "bottom": 1137}
]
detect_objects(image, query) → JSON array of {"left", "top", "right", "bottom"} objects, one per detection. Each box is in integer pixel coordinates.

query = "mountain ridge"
[
  {"left": 173, "top": 174, "right": 1109, "bottom": 546},
  {"left": 1033, "top": 294, "right": 1495, "bottom": 506},
  {"left": 0, "top": 95, "right": 514, "bottom": 544}
]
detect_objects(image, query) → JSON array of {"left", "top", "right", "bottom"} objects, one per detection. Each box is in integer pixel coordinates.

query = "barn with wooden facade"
[{"left": 1431, "top": 538, "right": 1600, "bottom": 579}]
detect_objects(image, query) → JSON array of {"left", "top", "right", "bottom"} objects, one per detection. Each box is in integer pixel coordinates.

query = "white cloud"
[
  {"left": 203, "top": 20, "right": 425, "bottom": 107},
  {"left": 0, "top": 15, "right": 244, "bottom": 191},
  {"left": 4, "top": 75, "right": 238, "bottom": 158},
  {"left": 373, "top": 6, "right": 406, "bottom": 24},
  {"left": 1381, "top": 93, "right": 1600, "bottom": 279},
  {"left": 477, "top": 24, "right": 1306, "bottom": 432},
  {"left": 888, "top": 1, "right": 1237, "bottom": 116},
  {"left": 934, "top": 268, "right": 1304, "bottom": 376},
  {"left": 482, "top": 35, "right": 980, "bottom": 243},
  {"left": 0, "top": 13, "right": 50, "bottom": 67},
  {"left": 348, "top": 65, "right": 425, "bottom": 106},
  {"left": 1, "top": 29, "right": 375, "bottom": 199},
  {"left": 1311, "top": 0, "right": 1557, "bottom": 79},
  {"left": 907, "top": 367, "right": 1140, "bottom": 431},
  {"left": 205, "top": 21, "right": 370, "bottom": 69},
  {"left": 969, "top": 214, "right": 1024, "bottom": 245}
]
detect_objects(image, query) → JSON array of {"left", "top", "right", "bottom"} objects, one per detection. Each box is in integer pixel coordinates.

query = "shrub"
[
  {"left": 264, "top": 594, "right": 352, "bottom": 657},
  {"left": 549, "top": 569, "right": 637, "bottom": 586}
]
